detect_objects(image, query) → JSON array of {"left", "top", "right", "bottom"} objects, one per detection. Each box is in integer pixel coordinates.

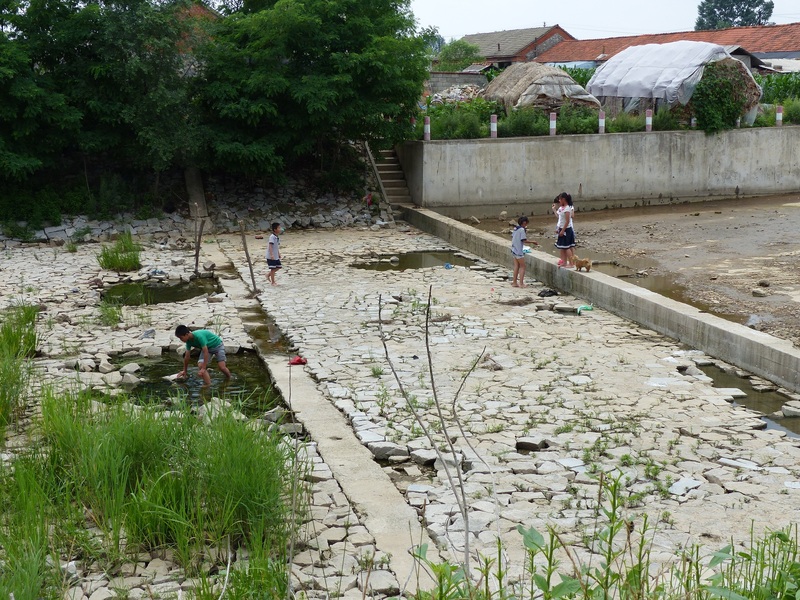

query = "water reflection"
[
  {"left": 699, "top": 364, "right": 799, "bottom": 437},
  {"left": 127, "top": 351, "right": 280, "bottom": 416},
  {"left": 352, "top": 251, "right": 476, "bottom": 271},
  {"left": 103, "top": 278, "right": 222, "bottom": 306}
]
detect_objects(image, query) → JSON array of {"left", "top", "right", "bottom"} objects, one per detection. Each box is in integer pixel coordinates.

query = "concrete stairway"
[{"left": 375, "top": 148, "right": 412, "bottom": 205}]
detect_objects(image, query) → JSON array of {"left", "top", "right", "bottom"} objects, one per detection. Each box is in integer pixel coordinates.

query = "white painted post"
[
  {"left": 691, "top": 117, "right": 697, "bottom": 128},
  {"left": 736, "top": 117, "right": 741, "bottom": 128},
  {"left": 776, "top": 105, "right": 783, "bottom": 127},
  {"left": 490, "top": 114, "right": 497, "bottom": 138},
  {"left": 423, "top": 116, "right": 431, "bottom": 141},
  {"left": 598, "top": 110, "right": 605, "bottom": 134},
  {"left": 645, "top": 109, "right": 653, "bottom": 132},
  {"left": 549, "top": 112, "right": 557, "bottom": 136}
]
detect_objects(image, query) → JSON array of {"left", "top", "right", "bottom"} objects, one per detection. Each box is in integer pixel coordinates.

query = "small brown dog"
[{"left": 573, "top": 256, "right": 592, "bottom": 272}]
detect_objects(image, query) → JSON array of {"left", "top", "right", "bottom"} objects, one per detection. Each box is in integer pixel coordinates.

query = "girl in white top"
[{"left": 554, "top": 193, "right": 576, "bottom": 268}]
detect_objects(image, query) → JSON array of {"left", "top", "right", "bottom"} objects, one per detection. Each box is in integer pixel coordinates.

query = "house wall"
[{"left": 396, "top": 127, "right": 800, "bottom": 218}]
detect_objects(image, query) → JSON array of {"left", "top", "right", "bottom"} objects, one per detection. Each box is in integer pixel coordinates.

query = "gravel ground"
[{"left": 514, "top": 194, "right": 800, "bottom": 348}]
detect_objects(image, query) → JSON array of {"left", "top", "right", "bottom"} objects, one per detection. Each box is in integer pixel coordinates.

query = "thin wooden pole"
[
  {"left": 239, "top": 220, "right": 259, "bottom": 294},
  {"left": 194, "top": 206, "right": 205, "bottom": 275}
]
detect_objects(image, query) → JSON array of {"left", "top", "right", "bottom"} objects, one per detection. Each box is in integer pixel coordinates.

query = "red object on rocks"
[{"left": 289, "top": 356, "right": 307, "bottom": 366}]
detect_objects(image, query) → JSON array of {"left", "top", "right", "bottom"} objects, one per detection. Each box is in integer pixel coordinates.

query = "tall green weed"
[
  {"left": 408, "top": 472, "right": 800, "bottom": 600},
  {"left": 0, "top": 302, "right": 38, "bottom": 428},
  {"left": 97, "top": 230, "right": 142, "bottom": 271},
  {"left": 0, "top": 461, "right": 61, "bottom": 599},
  {"left": 607, "top": 111, "right": 645, "bottom": 133},
  {"left": 36, "top": 390, "right": 304, "bottom": 578}
]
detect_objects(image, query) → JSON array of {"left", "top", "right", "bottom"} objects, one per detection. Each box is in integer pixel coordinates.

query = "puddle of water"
[
  {"left": 126, "top": 351, "right": 280, "bottom": 416},
  {"left": 239, "top": 307, "right": 292, "bottom": 354},
  {"left": 352, "top": 251, "right": 476, "bottom": 271},
  {"left": 699, "top": 364, "right": 799, "bottom": 437},
  {"left": 103, "top": 279, "right": 222, "bottom": 306}
]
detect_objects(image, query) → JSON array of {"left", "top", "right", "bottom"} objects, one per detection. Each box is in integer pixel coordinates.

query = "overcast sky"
[{"left": 408, "top": 0, "right": 800, "bottom": 41}]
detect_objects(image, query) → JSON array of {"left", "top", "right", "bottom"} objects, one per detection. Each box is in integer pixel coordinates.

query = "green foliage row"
[
  {"left": 422, "top": 103, "right": 685, "bottom": 138},
  {"left": 754, "top": 72, "right": 800, "bottom": 104},
  {"left": 0, "top": 388, "right": 304, "bottom": 597}
]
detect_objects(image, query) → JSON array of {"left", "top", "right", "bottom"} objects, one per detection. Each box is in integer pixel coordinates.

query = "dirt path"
[{"left": 525, "top": 194, "right": 800, "bottom": 347}]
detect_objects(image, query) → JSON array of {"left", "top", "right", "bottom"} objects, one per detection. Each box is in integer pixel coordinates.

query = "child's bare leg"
[
  {"left": 218, "top": 360, "right": 231, "bottom": 379},
  {"left": 512, "top": 260, "right": 520, "bottom": 286},
  {"left": 518, "top": 259, "right": 526, "bottom": 287}
]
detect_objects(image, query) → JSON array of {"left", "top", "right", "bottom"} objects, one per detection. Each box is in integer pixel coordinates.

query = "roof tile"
[{"left": 536, "top": 22, "right": 800, "bottom": 63}]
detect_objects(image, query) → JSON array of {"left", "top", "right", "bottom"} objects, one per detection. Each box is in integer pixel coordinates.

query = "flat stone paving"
[
  {"left": 215, "top": 224, "right": 800, "bottom": 583},
  {"left": 2, "top": 223, "right": 800, "bottom": 597}
]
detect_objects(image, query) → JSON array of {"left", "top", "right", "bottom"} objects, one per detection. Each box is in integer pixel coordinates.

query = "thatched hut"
[
  {"left": 482, "top": 62, "right": 600, "bottom": 112},
  {"left": 586, "top": 40, "right": 762, "bottom": 119}
]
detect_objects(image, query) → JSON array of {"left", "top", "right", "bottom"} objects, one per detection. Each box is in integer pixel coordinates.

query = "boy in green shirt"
[{"left": 175, "top": 325, "right": 232, "bottom": 386}]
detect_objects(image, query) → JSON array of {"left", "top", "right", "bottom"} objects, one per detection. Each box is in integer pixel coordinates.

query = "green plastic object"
[{"left": 577, "top": 304, "right": 594, "bottom": 315}]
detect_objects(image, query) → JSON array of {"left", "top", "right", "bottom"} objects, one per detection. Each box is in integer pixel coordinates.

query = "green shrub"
[
  {"left": 97, "top": 231, "right": 142, "bottom": 272},
  {"left": 691, "top": 61, "right": 750, "bottom": 133},
  {"left": 753, "top": 105, "right": 776, "bottom": 127},
  {"left": 430, "top": 111, "right": 484, "bottom": 139},
  {"left": 607, "top": 111, "right": 645, "bottom": 132},
  {"left": 557, "top": 102, "right": 599, "bottom": 134},
  {"left": 782, "top": 97, "right": 800, "bottom": 124},
  {"left": 652, "top": 106, "right": 682, "bottom": 131},
  {"left": 497, "top": 108, "right": 550, "bottom": 137},
  {"left": 422, "top": 98, "right": 501, "bottom": 140}
]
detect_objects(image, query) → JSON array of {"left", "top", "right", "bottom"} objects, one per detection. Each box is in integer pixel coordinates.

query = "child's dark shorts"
[{"left": 267, "top": 259, "right": 282, "bottom": 270}]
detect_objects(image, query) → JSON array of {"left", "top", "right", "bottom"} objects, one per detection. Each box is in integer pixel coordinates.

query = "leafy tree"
[
  {"left": 0, "top": 32, "right": 80, "bottom": 181},
  {"left": 419, "top": 25, "right": 445, "bottom": 56},
  {"left": 195, "top": 0, "right": 429, "bottom": 178},
  {"left": 695, "top": 0, "right": 774, "bottom": 30},
  {"left": 5, "top": 0, "right": 200, "bottom": 183},
  {"left": 433, "top": 39, "right": 483, "bottom": 72}
]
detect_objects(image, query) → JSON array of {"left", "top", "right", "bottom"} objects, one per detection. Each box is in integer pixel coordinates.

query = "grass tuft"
[{"left": 97, "top": 230, "right": 142, "bottom": 272}]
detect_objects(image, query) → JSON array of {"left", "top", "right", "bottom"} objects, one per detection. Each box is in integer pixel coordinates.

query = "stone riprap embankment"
[
  {"left": 2, "top": 180, "right": 394, "bottom": 244},
  {"left": 0, "top": 241, "right": 389, "bottom": 599},
  {"left": 213, "top": 226, "right": 800, "bottom": 583}
]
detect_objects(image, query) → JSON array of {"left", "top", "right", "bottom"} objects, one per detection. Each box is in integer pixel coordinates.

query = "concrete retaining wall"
[
  {"left": 426, "top": 72, "right": 488, "bottom": 94},
  {"left": 396, "top": 127, "right": 800, "bottom": 219},
  {"left": 401, "top": 206, "right": 800, "bottom": 394}
]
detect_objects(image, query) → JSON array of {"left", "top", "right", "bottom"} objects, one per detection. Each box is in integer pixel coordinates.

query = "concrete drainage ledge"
[{"left": 400, "top": 206, "right": 800, "bottom": 394}]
